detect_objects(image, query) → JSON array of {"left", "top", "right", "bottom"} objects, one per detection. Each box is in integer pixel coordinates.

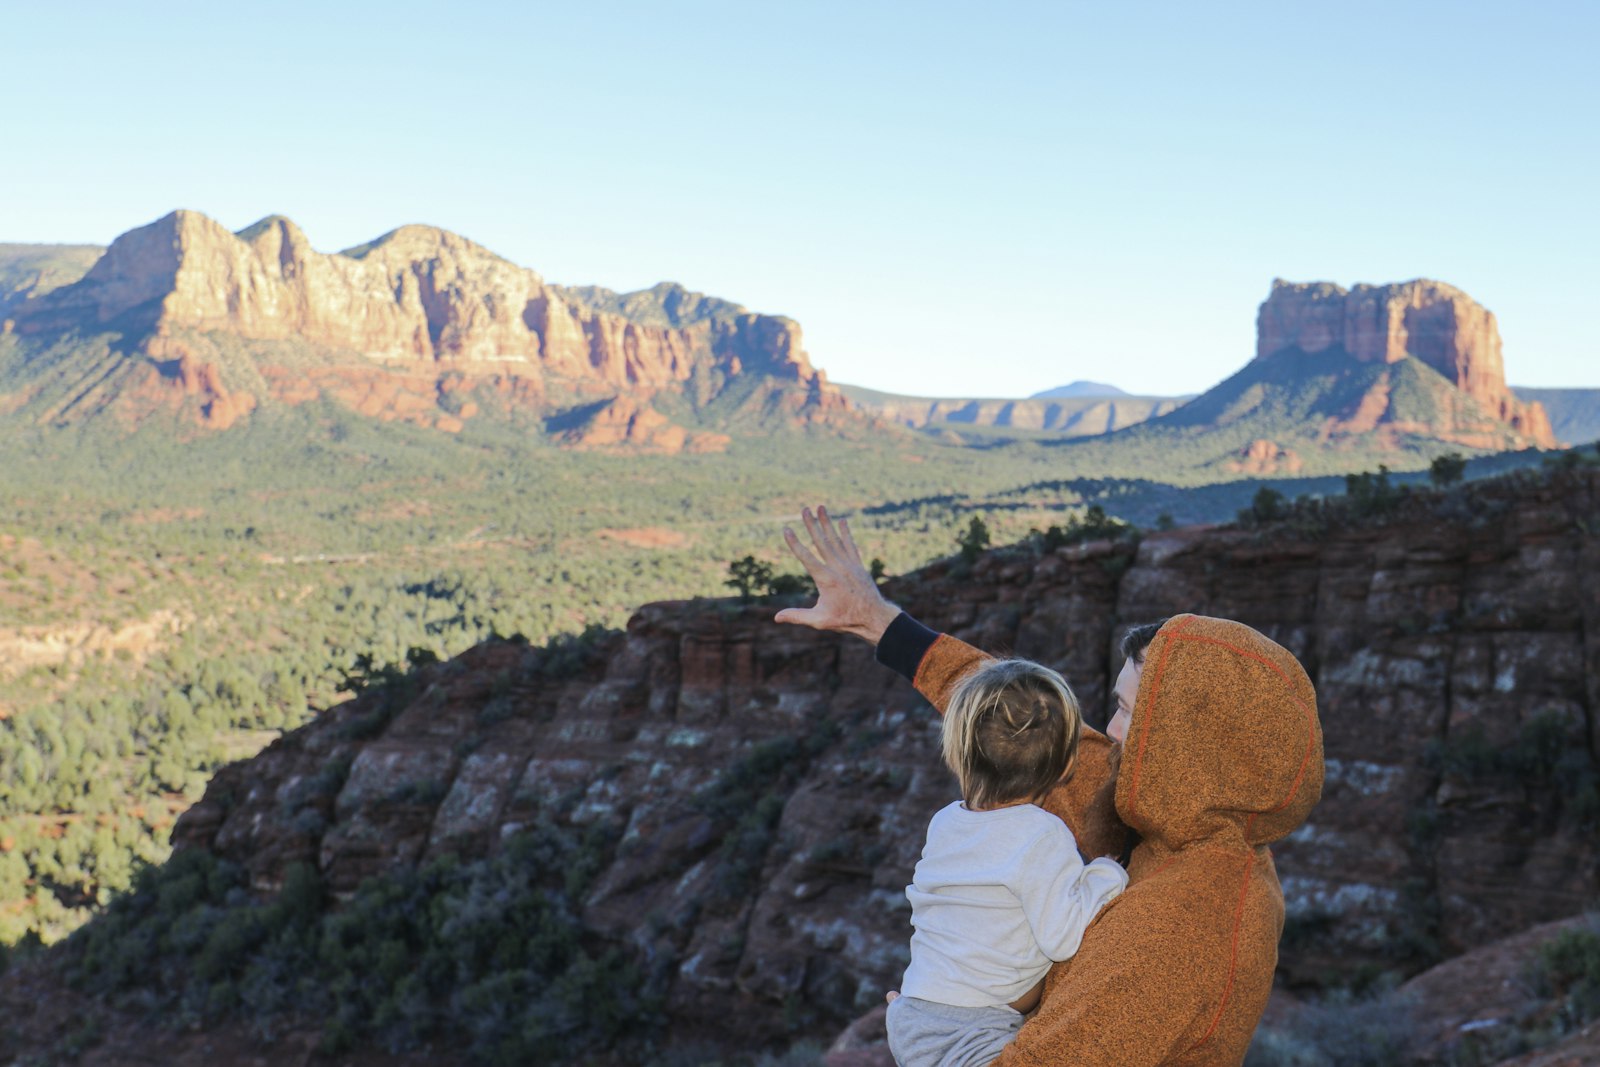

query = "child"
[{"left": 887, "top": 658, "right": 1128, "bottom": 1067}]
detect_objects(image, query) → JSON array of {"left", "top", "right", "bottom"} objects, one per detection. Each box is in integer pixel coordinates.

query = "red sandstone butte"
[{"left": 1256, "top": 278, "right": 1554, "bottom": 446}]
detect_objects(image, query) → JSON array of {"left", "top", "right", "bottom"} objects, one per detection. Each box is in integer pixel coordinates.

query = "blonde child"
[{"left": 887, "top": 659, "right": 1128, "bottom": 1067}]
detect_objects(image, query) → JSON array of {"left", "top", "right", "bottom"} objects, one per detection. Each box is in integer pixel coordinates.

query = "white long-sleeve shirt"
[{"left": 900, "top": 800, "right": 1129, "bottom": 1008}]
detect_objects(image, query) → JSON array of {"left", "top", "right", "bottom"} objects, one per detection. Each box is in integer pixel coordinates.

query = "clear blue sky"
[{"left": 5, "top": 1, "right": 1595, "bottom": 396}]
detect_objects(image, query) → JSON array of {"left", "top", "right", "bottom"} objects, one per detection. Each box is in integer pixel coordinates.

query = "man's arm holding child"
[{"left": 1014, "top": 822, "right": 1127, "bottom": 962}]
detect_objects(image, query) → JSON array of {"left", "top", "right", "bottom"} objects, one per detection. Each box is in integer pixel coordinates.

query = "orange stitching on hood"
[{"left": 1192, "top": 852, "right": 1257, "bottom": 1050}]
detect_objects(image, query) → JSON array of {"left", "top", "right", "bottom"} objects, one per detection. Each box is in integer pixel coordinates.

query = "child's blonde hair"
[{"left": 942, "top": 658, "right": 1082, "bottom": 810}]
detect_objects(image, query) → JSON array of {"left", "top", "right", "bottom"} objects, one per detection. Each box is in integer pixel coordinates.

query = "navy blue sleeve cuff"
[{"left": 875, "top": 612, "right": 941, "bottom": 682}]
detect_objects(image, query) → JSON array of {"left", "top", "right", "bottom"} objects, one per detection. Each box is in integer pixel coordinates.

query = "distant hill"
[
  {"left": 838, "top": 382, "right": 1189, "bottom": 436},
  {"left": 1030, "top": 379, "right": 1129, "bottom": 399},
  {"left": 1512, "top": 386, "right": 1600, "bottom": 445},
  {"left": 0, "top": 212, "right": 850, "bottom": 450},
  {"left": 0, "top": 242, "right": 102, "bottom": 316}
]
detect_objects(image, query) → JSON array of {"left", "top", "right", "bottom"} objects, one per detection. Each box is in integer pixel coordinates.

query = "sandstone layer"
[
  {"left": 1257, "top": 279, "right": 1554, "bottom": 446},
  {"left": 1228, "top": 437, "right": 1304, "bottom": 475},
  {"left": 171, "top": 468, "right": 1600, "bottom": 1046}
]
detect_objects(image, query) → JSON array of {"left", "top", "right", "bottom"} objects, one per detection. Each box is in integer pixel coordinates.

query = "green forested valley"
[{"left": 0, "top": 385, "right": 1575, "bottom": 947}]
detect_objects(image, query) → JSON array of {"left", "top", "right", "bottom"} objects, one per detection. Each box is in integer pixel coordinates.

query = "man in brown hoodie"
[{"left": 777, "top": 507, "right": 1324, "bottom": 1066}]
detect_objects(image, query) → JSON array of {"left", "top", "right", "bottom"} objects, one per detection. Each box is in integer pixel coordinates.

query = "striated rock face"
[
  {"left": 8, "top": 211, "right": 846, "bottom": 442},
  {"left": 171, "top": 351, "right": 257, "bottom": 429},
  {"left": 1257, "top": 279, "right": 1555, "bottom": 446},
  {"left": 172, "top": 469, "right": 1600, "bottom": 1044},
  {"left": 556, "top": 395, "right": 732, "bottom": 453},
  {"left": 1227, "top": 438, "right": 1304, "bottom": 475}
]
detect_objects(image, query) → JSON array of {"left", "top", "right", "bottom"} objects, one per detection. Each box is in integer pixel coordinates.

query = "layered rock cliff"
[
  {"left": 167, "top": 466, "right": 1600, "bottom": 1047},
  {"left": 3, "top": 212, "right": 847, "bottom": 444},
  {"left": 838, "top": 383, "right": 1190, "bottom": 436},
  {"left": 1257, "top": 279, "right": 1554, "bottom": 446}
]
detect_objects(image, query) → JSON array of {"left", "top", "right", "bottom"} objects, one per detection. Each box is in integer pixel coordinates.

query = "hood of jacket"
[{"left": 1115, "top": 614, "right": 1323, "bottom": 852}]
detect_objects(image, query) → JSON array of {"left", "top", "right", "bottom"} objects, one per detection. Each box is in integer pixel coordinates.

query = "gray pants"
[{"left": 886, "top": 995, "right": 1023, "bottom": 1067}]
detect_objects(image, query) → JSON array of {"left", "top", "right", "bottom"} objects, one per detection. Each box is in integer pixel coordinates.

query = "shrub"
[
  {"left": 1343, "top": 466, "right": 1403, "bottom": 518},
  {"left": 64, "top": 821, "right": 657, "bottom": 1061},
  {"left": 724, "top": 558, "right": 814, "bottom": 601},
  {"left": 1428, "top": 711, "right": 1600, "bottom": 828},
  {"left": 765, "top": 572, "right": 816, "bottom": 597},
  {"left": 1036, "top": 505, "right": 1134, "bottom": 549},
  {"left": 538, "top": 623, "right": 617, "bottom": 679},
  {"left": 1429, "top": 452, "right": 1467, "bottom": 488},
  {"left": 1239, "top": 486, "right": 1287, "bottom": 526},
  {"left": 1244, "top": 989, "right": 1414, "bottom": 1067},
  {"left": 1531, "top": 917, "right": 1600, "bottom": 1030},
  {"left": 956, "top": 515, "right": 991, "bottom": 563},
  {"left": 692, "top": 723, "right": 841, "bottom": 901},
  {"left": 725, "top": 556, "right": 775, "bottom": 602},
  {"left": 754, "top": 1042, "right": 827, "bottom": 1067}
]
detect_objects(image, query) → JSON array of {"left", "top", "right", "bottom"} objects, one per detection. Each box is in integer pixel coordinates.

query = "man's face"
[{"left": 1108, "top": 657, "right": 1141, "bottom": 744}]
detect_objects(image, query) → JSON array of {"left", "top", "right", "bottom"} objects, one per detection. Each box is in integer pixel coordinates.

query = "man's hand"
[{"left": 775, "top": 506, "right": 901, "bottom": 645}]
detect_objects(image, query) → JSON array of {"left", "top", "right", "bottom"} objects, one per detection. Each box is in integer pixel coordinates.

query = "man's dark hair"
[{"left": 1119, "top": 618, "right": 1171, "bottom": 665}]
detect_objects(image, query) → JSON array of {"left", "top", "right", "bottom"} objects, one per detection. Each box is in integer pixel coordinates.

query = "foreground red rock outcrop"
[{"left": 154, "top": 466, "right": 1600, "bottom": 1053}]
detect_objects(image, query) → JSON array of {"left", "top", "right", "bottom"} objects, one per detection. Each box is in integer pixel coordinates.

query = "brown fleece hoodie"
[{"left": 908, "top": 614, "right": 1323, "bottom": 1066}]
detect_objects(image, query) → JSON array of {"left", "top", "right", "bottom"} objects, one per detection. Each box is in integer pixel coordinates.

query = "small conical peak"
[
  {"left": 235, "top": 215, "right": 307, "bottom": 244},
  {"left": 89, "top": 211, "right": 237, "bottom": 273},
  {"left": 340, "top": 224, "right": 512, "bottom": 267},
  {"left": 117, "top": 209, "right": 237, "bottom": 247},
  {"left": 183, "top": 209, "right": 243, "bottom": 234},
  {"left": 159, "top": 208, "right": 211, "bottom": 228}
]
